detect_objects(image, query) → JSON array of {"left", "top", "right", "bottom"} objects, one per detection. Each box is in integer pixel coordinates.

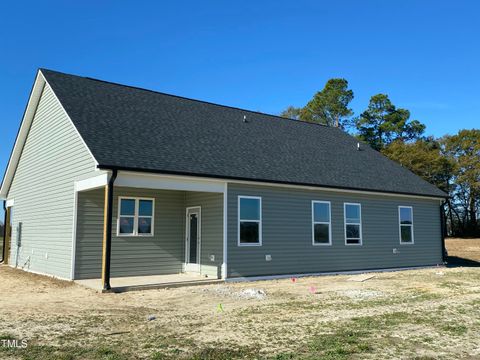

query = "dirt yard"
[{"left": 0, "top": 239, "right": 479, "bottom": 359}]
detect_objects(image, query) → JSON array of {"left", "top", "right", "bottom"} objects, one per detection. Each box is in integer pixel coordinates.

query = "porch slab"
[{"left": 75, "top": 273, "right": 223, "bottom": 293}]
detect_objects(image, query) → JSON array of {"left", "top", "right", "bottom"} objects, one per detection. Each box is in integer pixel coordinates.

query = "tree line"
[{"left": 281, "top": 79, "right": 480, "bottom": 237}]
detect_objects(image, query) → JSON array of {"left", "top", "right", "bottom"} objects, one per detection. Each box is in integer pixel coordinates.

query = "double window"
[
  {"left": 344, "top": 203, "right": 362, "bottom": 245},
  {"left": 118, "top": 197, "right": 154, "bottom": 236},
  {"left": 312, "top": 201, "right": 331, "bottom": 245},
  {"left": 399, "top": 206, "right": 414, "bottom": 244},
  {"left": 238, "top": 196, "right": 262, "bottom": 246}
]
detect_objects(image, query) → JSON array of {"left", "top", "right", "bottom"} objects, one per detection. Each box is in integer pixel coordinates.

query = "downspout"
[
  {"left": 103, "top": 169, "right": 117, "bottom": 291},
  {"left": 2, "top": 201, "right": 6, "bottom": 263},
  {"left": 440, "top": 201, "right": 447, "bottom": 264}
]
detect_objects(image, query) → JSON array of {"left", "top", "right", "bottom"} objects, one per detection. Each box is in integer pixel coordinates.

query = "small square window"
[{"left": 118, "top": 198, "right": 154, "bottom": 236}]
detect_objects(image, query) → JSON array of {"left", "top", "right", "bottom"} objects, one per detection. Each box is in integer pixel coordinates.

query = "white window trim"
[
  {"left": 398, "top": 206, "right": 414, "bottom": 244},
  {"left": 237, "top": 195, "right": 262, "bottom": 247},
  {"left": 312, "top": 200, "right": 332, "bottom": 246},
  {"left": 117, "top": 197, "right": 155, "bottom": 237},
  {"left": 344, "top": 202, "right": 362, "bottom": 246}
]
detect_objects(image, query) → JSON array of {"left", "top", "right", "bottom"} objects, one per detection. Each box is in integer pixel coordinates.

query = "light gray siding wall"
[
  {"left": 7, "top": 83, "right": 97, "bottom": 279},
  {"left": 227, "top": 183, "right": 442, "bottom": 278},
  {"left": 74, "top": 188, "right": 104, "bottom": 279},
  {"left": 76, "top": 188, "right": 225, "bottom": 279},
  {"left": 111, "top": 187, "right": 185, "bottom": 277},
  {"left": 185, "top": 192, "right": 223, "bottom": 278}
]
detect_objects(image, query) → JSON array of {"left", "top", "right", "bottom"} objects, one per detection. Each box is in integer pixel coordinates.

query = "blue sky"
[{"left": 0, "top": 1, "right": 479, "bottom": 218}]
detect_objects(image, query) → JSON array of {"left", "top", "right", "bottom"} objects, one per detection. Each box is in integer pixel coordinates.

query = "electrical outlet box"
[
  {"left": 393, "top": 248, "right": 399, "bottom": 254},
  {"left": 265, "top": 254, "right": 272, "bottom": 261},
  {"left": 210, "top": 254, "right": 215, "bottom": 262},
  {"left": 45, "top": 252, "right": 48, "bottom": 260}
]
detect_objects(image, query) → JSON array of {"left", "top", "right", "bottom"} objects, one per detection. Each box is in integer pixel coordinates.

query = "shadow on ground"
[{"left": 447, "top": 256, "right": 480, "bottom": 267}]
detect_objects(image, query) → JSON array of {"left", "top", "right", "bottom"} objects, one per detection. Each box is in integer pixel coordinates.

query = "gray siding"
[
  {"left": 227, "top": 183, "right": 442, "bottom": 278},
  {"left": 74, "top": 188, "right": 223, "bottom": 279},
  {"left": 7, "top": 83, "right": 97, "bottom": 279},
  {"left": 185, "top": 192, "right": 223, "bottom": 277}
]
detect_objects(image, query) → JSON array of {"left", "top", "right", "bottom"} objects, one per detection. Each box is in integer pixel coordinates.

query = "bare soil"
[{"left": 0, "top": 238, "right": 479, "bottom": 359}]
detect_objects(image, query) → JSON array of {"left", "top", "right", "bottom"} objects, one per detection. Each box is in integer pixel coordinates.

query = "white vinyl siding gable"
[{"left": 7, "top": 83, "right": 97, "bottom": 279}]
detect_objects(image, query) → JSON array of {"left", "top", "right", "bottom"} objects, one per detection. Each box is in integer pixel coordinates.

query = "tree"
[
  {"left": 355, "top": 94, "right": 425, "bottom": 150},
  {"left": 443, "top": 129, "right": 480, "bottom": 236},
  {"left": 280, "top": 78, "right": 354, "bottom": 128},
  {"left": 382, "top": 138, "right": 454, "bottom": 193},
  {"left": 280, "top": 106, "right": 302, "bottom": 121}
]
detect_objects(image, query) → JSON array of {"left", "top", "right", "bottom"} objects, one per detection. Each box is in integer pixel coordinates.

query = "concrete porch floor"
[{"left": 75, "top": 273, "right": 223, "bottom": 293}]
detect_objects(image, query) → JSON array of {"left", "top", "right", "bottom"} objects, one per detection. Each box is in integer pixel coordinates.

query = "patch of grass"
[
  {"left": 440, "top": 323, "right": 467, "bottom": 336},
  {"left": 0, "top": 344, "right": 130, "bottom": 360},
  {"left": 307, "top": 329, "right": 372, "bottom": 359}
]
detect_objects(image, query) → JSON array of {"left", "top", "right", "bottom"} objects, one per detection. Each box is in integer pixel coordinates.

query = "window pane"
[
  {"left": 240, "top": 221, "right": 259, "bottom": 243},
  {"left": 138, "top": 217, "right": 152, "bottom": 234},
  {"left": 240, "top": 198, "right": 260, "bottom": 220},
  {"left": 345, "top": 204, "right": 360, "bottom": 223},
  {"left": 139, "top": 200, "right": 153, "bottom": 216},
  {"left": 400, "top": 207, "right": 412, "bottom": 225},
  {"left": 346, "top": 238, "right": 361, "bottom": 245},
  {"left": 401, "top": 225, "right": 413, "bottom": 243},
  {"left": 120, "top": 199, "right": 135, "bottom": 216},
  {"left": 119, "top": 217, "right": 134, "bottom": 234},
  {"left": 346, "top": 224, "right": 360, "bottom": 239},
  {"left": 314, "top": 223, "right": 330, "bottom": 244},
  {"left": 314, "top": 202, "right": 330, "bottom": 223}
]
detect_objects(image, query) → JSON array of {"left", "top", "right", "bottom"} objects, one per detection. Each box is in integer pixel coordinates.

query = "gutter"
[
  {"left": 96, "top": 164, "right": 448, "bottom": 200},
  {"left": 102, "top": 169, "right": 117, "bottom": 291},
  {"left": 1, "top": 201, "right": 6, "bottom": 263}
]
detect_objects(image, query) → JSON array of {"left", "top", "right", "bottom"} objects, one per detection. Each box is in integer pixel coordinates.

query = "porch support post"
[{"left": 102, "top": 170, "right": 117, "bottom": 291}]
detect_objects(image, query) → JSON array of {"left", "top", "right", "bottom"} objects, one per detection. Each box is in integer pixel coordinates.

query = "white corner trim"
[
  {"left": 222, "top": 183, "right": 228, "bottom": 279},
  {"left": 74, "top": 173, "right": 110, "bottom": 192},
  {"left": 6, "top": 199, "right": 14, "bottom": 207},
  {"left": 70, "top": 189, "right": 78, "bottom": 280}
]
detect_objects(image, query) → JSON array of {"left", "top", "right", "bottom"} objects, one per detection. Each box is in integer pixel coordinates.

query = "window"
[
  {"left": 399, "top": 206, "right": 414, "bottom": 244},
  {"left": 344, "top": 203, "right": 362, "bottom": 245},
  {"left": 312, "top": 201, "right": 331, "bottom": 245},
  {"left": 238, "top": 196, "right": 262, "bottom": 246},
  {"left": 118, "top": 197, "right": 154, "bottom": 236}
]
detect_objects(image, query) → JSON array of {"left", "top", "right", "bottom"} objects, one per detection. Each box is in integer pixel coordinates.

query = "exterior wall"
[
  {"left": 185, "top": 192, "right": 223, "bottom": 277},
  {"left": 227, "top": 183, "right": 442, "bottom": 278},
  {"left": 7, "top": 83, "right": 97, "bottom": 279},
  {"left": 74, "top": 188, "right": 223, "bottom": 279}
]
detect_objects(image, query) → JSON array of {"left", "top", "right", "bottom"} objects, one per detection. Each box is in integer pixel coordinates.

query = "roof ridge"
[{"left": 39, "top": 68, "right": 331, "bottom": 129}]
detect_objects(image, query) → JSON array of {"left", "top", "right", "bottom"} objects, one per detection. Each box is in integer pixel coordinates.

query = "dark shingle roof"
[{"left": 41, "top": 69, "right": 446, "bottom": 198}]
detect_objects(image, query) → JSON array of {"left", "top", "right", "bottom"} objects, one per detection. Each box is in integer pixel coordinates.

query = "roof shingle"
[{"left": 41, "top": 69, "right": 447, "bottom": 198}]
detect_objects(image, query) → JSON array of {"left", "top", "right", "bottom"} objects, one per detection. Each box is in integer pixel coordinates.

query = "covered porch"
[
  {"left": 73, "top": 170, "right": 227, "bottom": 291},
  {"left": 76, "top": 273, "right": 223, "bottom": 293}
]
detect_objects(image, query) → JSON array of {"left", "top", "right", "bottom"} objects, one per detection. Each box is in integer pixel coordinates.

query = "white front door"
[{"left": 185, "top": 207, "right": 201, "bottom": 273}]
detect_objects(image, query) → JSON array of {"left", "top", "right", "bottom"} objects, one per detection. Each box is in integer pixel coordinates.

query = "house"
[{"left": 0, "top": 69, "right": 447, "bottom": 290}]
